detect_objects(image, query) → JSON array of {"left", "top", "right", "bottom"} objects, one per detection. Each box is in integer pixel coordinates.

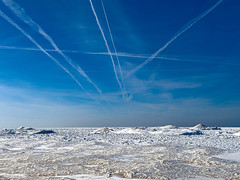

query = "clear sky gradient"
[{"left": 0, "top": 0, "right": 240, "bottom": 128}]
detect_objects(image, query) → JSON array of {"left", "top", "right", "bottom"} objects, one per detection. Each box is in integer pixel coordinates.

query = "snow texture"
[
  {"left": 0, "top": 125, "right": 239, "bottom": 180},
  {"left": 233, "top": 130, "right": 240, "bottom": 136},
  {"left": 0, "top": 127, "right": 55, "bottom": 135}
]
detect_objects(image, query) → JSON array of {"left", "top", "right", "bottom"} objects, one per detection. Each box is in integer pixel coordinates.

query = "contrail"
[
  {"left": 0, "top": 10, "right": 85, "bottom": 91},
  {"left": 0, "top": 45, "right": 41, "bottom": 51},
  {"left": 100, "top": 0, "right": 127, "bottom": 98},
  {"left": 1, "top": 45, "right": 235, "bottom": 66},
  {"left": 2, "top": 0, "right": 102, "bottom": 94},
  {"left": 0, "top": 45, "right": 83, "bottom": 53},
  {"left": 89, "top": 0, "right": 125, "bottom": 99},
  {"left": 126, "top": 0, "right": 223, "bottom": 77}
]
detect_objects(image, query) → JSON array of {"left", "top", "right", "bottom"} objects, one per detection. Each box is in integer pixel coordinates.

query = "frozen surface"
[
  {"left": 56, "top": 174, "right": 147, "bottom": 180},
  {"left": 233, "top": 130, "right": 240, "bottom": 136},
  {"left": 215, "top": 152, "right": 240, "bottom": 162},
  {"left": 0, "top": 126, "right": 240, "bottom": 180},
  {"left": 175, "top": 177, "right": 224, "bottom": 180}
]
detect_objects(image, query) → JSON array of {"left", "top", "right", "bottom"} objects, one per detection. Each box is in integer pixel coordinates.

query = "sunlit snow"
[{"left": 0, "top": 125, "right": 239, "bottom": 179}]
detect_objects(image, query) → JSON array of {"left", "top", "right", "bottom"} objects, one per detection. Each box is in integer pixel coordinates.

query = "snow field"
[{"left": 0, "top": 125, "right": 239, "bottom": 179}]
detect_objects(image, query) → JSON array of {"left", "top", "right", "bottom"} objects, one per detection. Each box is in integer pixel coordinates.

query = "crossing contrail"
[
  {"left": 0, "top": 10, "right": 85, "bottom": 91},
  {"left": 126, "top": 0, "right": 223, "bottom": 77},
  {"left": 89, "top": 0, "right": 125, "bottom": 99},
  {"left": 1, "top": 45, "right": 235, "bottom": 66},
  {"left": 2, "top": 0, "right": 102, "bottom": 94},
  {"left": 100, "top": 0, "right": 127, "bottom": 98}
]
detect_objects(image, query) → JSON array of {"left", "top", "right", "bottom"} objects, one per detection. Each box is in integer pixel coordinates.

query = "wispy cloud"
[
  {"left": 126, "top": 0, "right": 224, "bottom": 77},
  {"left": 2, "top": 0, "right": 102, "bottom": 94},
  {"left": 0, "top": 10, "right": 86, "bottom": 91},
  {"left": 0, "top": 85, "right": 105, "bottom": 128},
  {"left": 125, "top": 76, "right": 201, "bottom": 95},
  {"left": 1, "top": 83, "right": 240, "bottom": 128},
  {"left": 2, "top": 84, "right": 240, "bottom": 128},
  {"left": 89, "top": 0, "right": 125, "bottom": 99}
]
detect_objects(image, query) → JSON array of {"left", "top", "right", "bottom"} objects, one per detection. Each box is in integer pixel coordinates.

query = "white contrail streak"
[
  {"left": 2, "top": 0, "right": 102, "bottom": 94},
  {"left": 0, "top": 45, "right": 83, "bottom": 53},
  {"left": 0, "top": 10, "right": 85, "bottom": 91},
  {"left": 100, "top": 0, "right": 127, "bottom": 98},
  {"left": 0, "top": 46, "right": 41, "bottom": 51},
  {"left": 1, "top": 45, "right": 234, "bottom": 66},
  {"left": 126, "top": 0, "right": 223, "bottom": 77},
  {"left": 89, "top": 0, "right": 125, "bottom": 99}
]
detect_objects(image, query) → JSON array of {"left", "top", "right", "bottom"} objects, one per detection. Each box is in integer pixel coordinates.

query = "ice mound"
[
  {"left": 0, "top": 127, "right": 55, "bottom": 135},
  {"left": 149, "top": 125, "right": 177, "bottom": 134},
  {"left": 192, "top": 124, "right": 207, "bottom": 129},
  {"left": 111, "top": 125, "right": 204, "bottom": 136},
  {"left": 161, "top": 125, "right": 178, "bottom": 129},
  {"left": 0, "top": 127, "right": 36, "bottom": 135},
  {"left": 115, "top": 127, "right": 146, "bottom": 134},
  {"left": 17, "top": 126, "right": 35, "bottom": 131},
  {"left": 0, "top": 129, "right": 16, "bottom": 135},
  {"left": 150, "top": 125, "right": 178, "bottom": 131},
  {"left": 233, "top": 129, "right": 240, "bottom": 136},
  {"left": 149, "top": 126, "right": 203, "bottom": 135},
  {"left": 191, "top": 124, "right": 221, "bottom": 130},
  {"left": 92, "top": 127, "right": 114, "bottom": 134}
]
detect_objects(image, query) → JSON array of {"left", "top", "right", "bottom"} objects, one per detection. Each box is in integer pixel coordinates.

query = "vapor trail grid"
[
  {"left": 2, "top": 0, "right": 102, "bottom": 94},
  {"left": 89, "top": 0, "right": 126, "bottom": 99},
  {"left": 0, "top": 10, "right": 86, "bottom": 91},
  {"left": 100, "top": 0, "right": 128, "bottom": 99}
]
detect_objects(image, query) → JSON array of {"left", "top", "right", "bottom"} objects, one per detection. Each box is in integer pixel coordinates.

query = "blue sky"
[{"left": 0, "top": 0, "right": 240, "bottom": 128}]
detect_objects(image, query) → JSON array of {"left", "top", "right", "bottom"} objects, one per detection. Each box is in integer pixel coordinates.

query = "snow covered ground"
[{"left": 0, "top": 125, "right": 239, "bottom": 180}]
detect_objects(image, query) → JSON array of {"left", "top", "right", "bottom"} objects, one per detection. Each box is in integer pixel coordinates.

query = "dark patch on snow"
[
  {"left": 181, "top": 130, "right": 203, "bottom": 135},
  {"left": 33, "top": 130, "right": 55, "bottom": 134}
]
